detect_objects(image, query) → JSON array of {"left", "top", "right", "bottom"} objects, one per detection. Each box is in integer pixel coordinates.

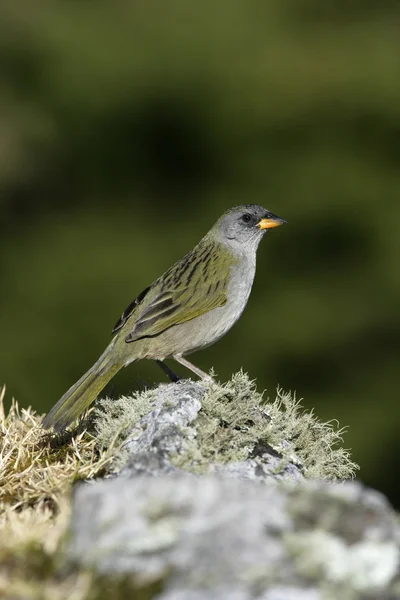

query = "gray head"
[{"left": 211, "top": 204, "right": 286, "bottom": 253}]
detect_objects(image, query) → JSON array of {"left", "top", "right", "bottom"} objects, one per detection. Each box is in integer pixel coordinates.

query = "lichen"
[
  {"left": 285, "top": 529, "right": 399, "bottom": 593},
  {"left": 0, "top": 390, "right": 118, "bottom": 515},
  {"left": 94, "top": 388, "right": 158, "bottom": 444},
  {"left": 261, "top": 385, "right": 359, "bottom": 480},
  {"left": 0, "top": 377, "right": 377, "bottom": 598},
  {"left": 181, "top": 371, "right": 359, "bottom": 480},
  {"left": 92, "top": 371, "right": 359, "bottom": 481}
]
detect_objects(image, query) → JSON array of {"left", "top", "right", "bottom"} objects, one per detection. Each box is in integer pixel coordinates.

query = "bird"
[{"left": 42, "top": 205, "right": 286, "bottom": 432}]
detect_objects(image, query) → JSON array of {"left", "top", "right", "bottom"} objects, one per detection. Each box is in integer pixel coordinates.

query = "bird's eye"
[{"left": 241, "top": 213, "right": 252, "bottom": 223}]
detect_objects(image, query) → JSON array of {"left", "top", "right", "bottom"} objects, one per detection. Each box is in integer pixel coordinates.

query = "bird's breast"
[
  {"left": 136, "top": 253, "right": 257, "bottom": 360},
  {"left": 181, "top": 253, "right": 257, "bottom": 354},
  {"left": 224, "top": 254, "right": 257, "bottom": 326}
]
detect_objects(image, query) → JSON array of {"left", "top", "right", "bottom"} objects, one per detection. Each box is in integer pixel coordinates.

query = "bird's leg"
[
  {"left": 155, "top": 360, "right": 181, "bottom": 383},
  {"left": 172, "top": 354, "right": 213, "bottom": 381}
]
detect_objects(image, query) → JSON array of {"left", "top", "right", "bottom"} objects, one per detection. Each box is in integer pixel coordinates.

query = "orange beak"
[{"left": 258, "top": 215, "right": 286, "bottom": 230}]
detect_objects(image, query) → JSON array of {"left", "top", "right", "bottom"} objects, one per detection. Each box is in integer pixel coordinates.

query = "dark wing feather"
[{"left": 112, "top": 285, "right": 152, "bottom": 333}]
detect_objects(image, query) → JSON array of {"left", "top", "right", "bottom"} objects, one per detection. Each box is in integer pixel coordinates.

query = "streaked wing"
[
  {"left": 121, "top": 239, "right": 234, "bottom": 343},
  {"left": 125, "top": 284, "right": 227, "bottom": 342},
  {"left": 112, "top": 285, "right": 152, "bottom": 333}
]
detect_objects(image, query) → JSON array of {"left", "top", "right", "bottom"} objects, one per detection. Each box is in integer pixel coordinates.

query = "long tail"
[{"left": 42, "top": 341, "right": 126, "bottom": 432}]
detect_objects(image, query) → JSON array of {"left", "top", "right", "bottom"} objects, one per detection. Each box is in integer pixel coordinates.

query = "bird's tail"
[{"left": 42, "top": 341, "right": 125, "bottom": 432}]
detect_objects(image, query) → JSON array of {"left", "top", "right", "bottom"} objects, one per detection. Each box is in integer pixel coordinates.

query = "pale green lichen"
[
  {"left": 94, "top": 388, "right": 159, "bottom": 448},
  {"left": 188, "top": 371, "right": 359, "bottom": 480},
  {"left": 93, "top": 371, "right": 359, "bottom": 481},
  {"left": 170, "top": 437, "right": 207, "bottom": 474},
  {"left": 285, "top": 529, "right": 399, "bottom": 594},
  {"left": 262, "top": 385, "right": 358, "bottom": 480},
  {"left": 92, "top": 388, "right": 160, "bottom": 472}
]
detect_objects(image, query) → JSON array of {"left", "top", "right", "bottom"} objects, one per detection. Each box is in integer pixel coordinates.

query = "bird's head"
[{"left": 213, "top": 204, "right": 286, "bottom": 252}]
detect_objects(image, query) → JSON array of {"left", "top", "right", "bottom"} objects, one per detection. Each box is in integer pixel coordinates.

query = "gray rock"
[
  {"left": 157, "top": 590, "right": 252, "bottom": 600},
  {"left": 211, "top": 456, "right": 304, "bottom": 482},
  {"left": 120, "top": 381, "right": 205, "bottom": 477},
  {"left": 157, "top": 588, "right": 322, "bottom": 600},
  {"left": 68, "top": 377, "right": 397, "bottom": 599},
  {"left": 69, "top": 475, "right": 400, "bottom": 599},
  {"left": 260, "top": 588, "right": 321, "bottom": 600}
]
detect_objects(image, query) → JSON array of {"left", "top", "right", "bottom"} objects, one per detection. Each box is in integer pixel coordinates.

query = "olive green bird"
[{"left": 43, "top": 205, "right": 286, "bottom": 431}]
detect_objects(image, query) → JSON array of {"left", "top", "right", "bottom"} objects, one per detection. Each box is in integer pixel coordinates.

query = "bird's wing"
[
  {"left": 112, "top": 285, "right": 152, "bottom": 334},
  {"left": 113, "top": 241, "right": 234, "bottom": 343}
]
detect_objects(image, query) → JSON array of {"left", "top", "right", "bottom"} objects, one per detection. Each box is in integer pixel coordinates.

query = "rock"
[
  {"left": 96, "top": 377, "right": 311, "bottom": 482},
  {"left": 210, "top": 456, "right": 303, "bottom": 482},
  {"left": 120, "top": 381, "right": 206, "bottom": 477},
  {"left": 68, "top": 475, "right": 400, "bottom": 599},
  {"left": 65, "top": 375, "right": 398, "bottom": 598}
]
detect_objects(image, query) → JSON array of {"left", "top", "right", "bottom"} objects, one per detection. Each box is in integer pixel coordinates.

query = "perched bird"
[{"left": 43, "top": 205, "right": 286, "bottom": 431}]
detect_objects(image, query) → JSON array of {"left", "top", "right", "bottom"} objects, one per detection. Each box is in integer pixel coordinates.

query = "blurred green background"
[{"left": 1, "top": 2, "right": 399, "bottom": 505}]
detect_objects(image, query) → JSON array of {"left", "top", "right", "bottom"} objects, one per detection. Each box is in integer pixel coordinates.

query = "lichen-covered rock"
[
  {"left": 68, "top": 475, "right": 400, "bottom": 599},
  {"left": 118, "top": 381, "right": 205, "bottom": 477},
  {"left": 116, "top": 379, "right": 304, "bottom": 482},
  {"left": 210, "top": 455, "right": 303, "bottom": 482},
  {"left": 0, "top": 374, "right": 396, "bottom": 600},
  {"left": 63, "top": 374, "right": 393, "bottom": 599},
  {"left": 94, "top": 373, "right": 357, "bottom": 482}
]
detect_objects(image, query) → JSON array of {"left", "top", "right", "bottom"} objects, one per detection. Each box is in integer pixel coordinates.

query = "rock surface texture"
[{"left": 68, "top": 378, "right": 399, "bottom": 599}]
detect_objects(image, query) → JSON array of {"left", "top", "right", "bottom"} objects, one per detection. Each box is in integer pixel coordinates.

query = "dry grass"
[
  {"left": 0, "top": 386, "right": 118, "bottom": 515},
  {"left": 0, "top": 502, "right": 162, "bottom": 600},
  {"left": 0, "top": 385, "right": 131, "bottom": 600}
]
